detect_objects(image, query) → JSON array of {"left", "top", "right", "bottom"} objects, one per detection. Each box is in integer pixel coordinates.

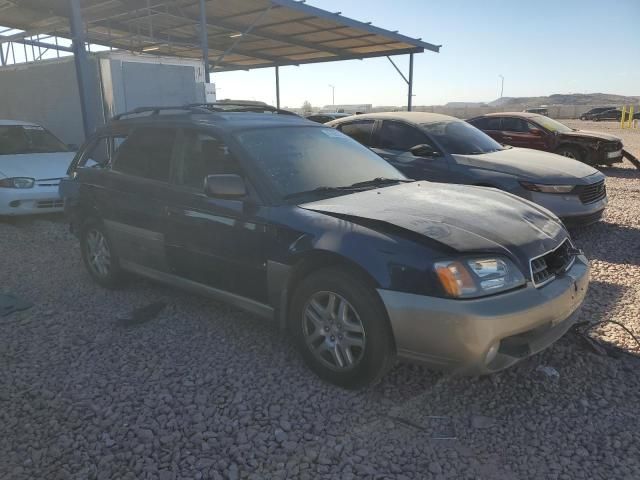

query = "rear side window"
[
  {"left": 79, "top": 135, "right": 128, "bottom": 169},
  {"left": 469, "top": 117, "right": 501, "bottom": 130},
  {"left": 375, "top": 121, "right": 428, "bottom": 151},
  {"left": 337, "top": 120, "right": 375, "bottom": 146},
  {"left": 113, "top": 128, "right": 176, "bottom": 182}
]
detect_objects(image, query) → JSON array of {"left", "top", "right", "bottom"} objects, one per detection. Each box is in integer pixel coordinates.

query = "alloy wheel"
[
  {"left": 86, "top": 229, "right": 111, "bottom": 277},
  {"left": 302, "top": 291, "right": 366, "bottom": 370}
]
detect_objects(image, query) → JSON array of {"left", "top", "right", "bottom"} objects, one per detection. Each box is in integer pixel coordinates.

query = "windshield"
[
  {"left": 236, "top": 126, "right": 406, "bottom": 199},
  {"left": 530, "top": 115, "right": 573, "bottom": 133},
  {"left": 0, "top": 125, "right": 69, "bottom": 155},
  {"left": 420, "top": 120, "right": 504, "bottom": 155}
]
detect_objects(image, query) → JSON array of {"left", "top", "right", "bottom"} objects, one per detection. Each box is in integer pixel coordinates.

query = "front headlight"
[
  {"left": 434, "top": 257, "right": 526, "bottom": 298},
  {"left": 519, "top": 181, "right": 574, "bottom": 194},
  {"left": 0, "top": 177, "right": 35, "bottom": 189}
]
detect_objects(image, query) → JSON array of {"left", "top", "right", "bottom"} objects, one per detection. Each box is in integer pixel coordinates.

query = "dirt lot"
[{"left": 1, "top": 121, "right": 639, "bottom": 480}]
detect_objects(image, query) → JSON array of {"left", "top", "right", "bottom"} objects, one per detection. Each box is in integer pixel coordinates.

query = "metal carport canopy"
[{"left": 0, "top": 0, "right": 440, "bottom": 134}]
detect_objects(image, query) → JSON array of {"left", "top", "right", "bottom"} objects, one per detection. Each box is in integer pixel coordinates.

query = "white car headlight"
[
  {"left": 519, "top": 181, "right": 574, "bottom": 194},
  {"left": 0, "top": 177, "right": 35, "bottom": 189},
  {"left": 435, "top": 257, "right": 526, "bottom": 298}
]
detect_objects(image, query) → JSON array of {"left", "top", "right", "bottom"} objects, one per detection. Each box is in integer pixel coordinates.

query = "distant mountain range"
[{"left": 487, "top": 93, "right": 640, "bottom": 107}]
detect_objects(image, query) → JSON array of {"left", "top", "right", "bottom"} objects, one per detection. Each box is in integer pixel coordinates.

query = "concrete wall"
[
  {"left": 0, "top": 53, "right": 206, "bottom": 146},
  {"left": 0, "top": 56, "right": 97, "bottom": 146}
]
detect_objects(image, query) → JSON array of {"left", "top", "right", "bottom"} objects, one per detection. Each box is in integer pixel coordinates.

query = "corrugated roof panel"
[{"left": 0, "top": 0, "right": 439, "bottom": 71}]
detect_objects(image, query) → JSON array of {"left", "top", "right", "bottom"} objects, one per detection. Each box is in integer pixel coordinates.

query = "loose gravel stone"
[{"left": 1, "top": 122, "right": 639, "bottom": 479}]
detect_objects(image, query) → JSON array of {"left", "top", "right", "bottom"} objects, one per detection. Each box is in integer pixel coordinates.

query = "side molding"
[{"left": 121, "top": 260, "right": 275, "bottom": 320}]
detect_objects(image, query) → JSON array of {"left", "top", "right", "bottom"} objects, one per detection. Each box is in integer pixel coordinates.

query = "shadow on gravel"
[
  {"left": 600, "top": 166, "right": 640, "bottom": 179},
  {"left": 116, "top": 301, "right": 166, "bottom": 328},
  {"left": 571, "top": 222, "right": 640, "bottom": 266},
  {"left": 578, "top": 279, "right": 627, "bottom": 320}
]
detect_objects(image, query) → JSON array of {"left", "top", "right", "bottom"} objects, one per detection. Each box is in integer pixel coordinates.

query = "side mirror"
[
  {"left": 204, "top": 174, "right": 246, "bottom": 198},
  {"left": 410, "top": 143, "right": 440, "bottom": 157},
  {"left": 529, "top": 128, "right": 544, "bottom": 136}
]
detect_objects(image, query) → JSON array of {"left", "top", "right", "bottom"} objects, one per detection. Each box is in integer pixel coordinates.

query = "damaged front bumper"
[{"left": 378, "top": 254, "right": 589, "bottom": 374}]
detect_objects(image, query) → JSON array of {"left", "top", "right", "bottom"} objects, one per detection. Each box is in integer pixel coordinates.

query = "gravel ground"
[{"left": 1, "top": 121, "right": 639, "bottom": 480}]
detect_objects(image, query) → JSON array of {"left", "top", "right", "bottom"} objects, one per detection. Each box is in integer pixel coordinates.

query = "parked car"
[
  {"left": 306, "top": 112, "right": 352, "bottom": 123},
  {"left": 329, "top": 112, "right": 607, "bottom": 226},
  {"left": 61, "top": 106, "right": 589, "bottom": 388},
  {"left": 0, "top": 120, "right": 74, "bottom": 216},
  {"left": 580, "top": 107, "right": 615, "bottom": 121},
  {"left": 467, "top": 112, "right": 624, "bottom": 166},
  {"left": 591, "top": 108, "right": 639, "bottom": 122},
  {"left": 524, "top": 107, "right": 548, "bottom": 116}
]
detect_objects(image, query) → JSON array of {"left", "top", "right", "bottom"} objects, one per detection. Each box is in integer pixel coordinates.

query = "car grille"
[
  {"left": 602, "top": 141, "right": 622, "bottom": 152},
  {"left": 36, "top": 199, "right": 64, "bottom": 209},
  {"left": 578, "top": 180, "right": 606, "bottom": 204},
  {"left": 530, "top": 239, "right": 575, "bottom": 287},
  {"left": 36, "top": 177, "right": 64, "bottom": 187}
]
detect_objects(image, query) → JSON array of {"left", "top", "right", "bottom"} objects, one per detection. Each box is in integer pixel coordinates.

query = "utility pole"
[
  {"left": 329, "top": 84, "right": 335, "bottom": 106},
  {"left": 498, "top": 74, "right": 504, "bottom": 98}
]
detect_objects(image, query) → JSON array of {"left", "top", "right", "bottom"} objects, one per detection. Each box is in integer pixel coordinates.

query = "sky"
[{"left": 212, "top": 0, "right": 640, "bottom": 108}]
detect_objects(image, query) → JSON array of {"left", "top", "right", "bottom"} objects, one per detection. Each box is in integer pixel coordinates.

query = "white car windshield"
[{"left": 0, "top": 125, "right": 69, "bottom": 155}]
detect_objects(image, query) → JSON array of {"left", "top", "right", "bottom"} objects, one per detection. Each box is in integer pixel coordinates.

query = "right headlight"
[
  {"left": 519, "top": 181, "right": 574, "bottom": 194},
  {"left": 0, "top": 177, "right": 35, "bottom": 189},
  {"left": 434, "top": 257, "right": 526, "bottom": 298}
]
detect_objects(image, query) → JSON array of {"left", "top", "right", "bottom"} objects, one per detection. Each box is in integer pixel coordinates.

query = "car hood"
[
  {"left": 452, "top": 147, "right": 600, "bottom": 182},
  {"left": 301, "top": 182, "right": 568, "bottom": 269},
  {"left": 0, "top": 152, "right": 75, "bottom": 179},
  {"left": 558, "top": 130, "right": 621, "bottom": 142}
]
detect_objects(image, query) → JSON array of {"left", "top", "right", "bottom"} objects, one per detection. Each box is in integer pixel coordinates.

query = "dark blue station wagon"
[{"left": 61, "top": 105, "right": 589, "bottom": 388}]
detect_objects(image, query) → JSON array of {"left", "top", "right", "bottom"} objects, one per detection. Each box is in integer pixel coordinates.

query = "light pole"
[
  {"left": 498, "top": 74, "right": 504, "bottom": 98},
  {"left": 329, "top": 84, "right": 335, "bottom": 106}
]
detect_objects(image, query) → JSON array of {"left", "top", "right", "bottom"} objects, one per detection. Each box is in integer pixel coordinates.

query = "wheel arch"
[
  {"left": 273, "top": 250, "right": 384, "bottom": 331},
  {"left": 555, "top": 143, "right": 587, "bottom": 159}
]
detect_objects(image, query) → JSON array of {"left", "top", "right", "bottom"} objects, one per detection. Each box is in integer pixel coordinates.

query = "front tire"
[
  {"left": 80, "top": 220, "right": 124, "bottom": 288},
  {"left": 289, "top": 267, "right": 396, "bottom": 388},
  {"left": 555, "top": 146, "right": 584, "bottom": 163}
]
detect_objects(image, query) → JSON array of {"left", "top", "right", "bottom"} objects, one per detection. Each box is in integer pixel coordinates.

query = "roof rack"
[
  {"left": 111, "top": 105, "right": 209, "bottom": 121},
  {"left": 187, "top": 102, "right": 299, "bottom": 116}
]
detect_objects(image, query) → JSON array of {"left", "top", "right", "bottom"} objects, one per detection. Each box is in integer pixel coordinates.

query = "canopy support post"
[
  {"left": 407, "top": 53, "right": 414, "bottom": 111},
  {"left": 69, "top": 0, "right": 97, "bottom": 139},
  {"left": 275, "top": 66, "right": 280, "bottom": 109},
  {"left": 199, "top": 0, "right": 210, "bottom": 83}
]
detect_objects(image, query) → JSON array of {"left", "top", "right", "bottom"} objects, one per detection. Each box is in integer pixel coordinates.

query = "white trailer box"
[{"left": 0, "top": 51, "right": 211, "bottom": 145}]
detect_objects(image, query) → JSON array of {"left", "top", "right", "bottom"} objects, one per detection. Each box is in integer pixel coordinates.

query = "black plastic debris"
[
  {"left": 116, "top": 301, "right": 166, "bottom": 327},
  {"left": 0, "top": 293, "right": 33, "bottom": 317},
  {"left": 573, "top": 320, "right": 640, "bottom": 359}
]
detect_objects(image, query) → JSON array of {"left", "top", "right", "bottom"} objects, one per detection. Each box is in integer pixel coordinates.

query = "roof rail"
[{"left": 111, "top": 105, "right": 209, "bottom": 121}]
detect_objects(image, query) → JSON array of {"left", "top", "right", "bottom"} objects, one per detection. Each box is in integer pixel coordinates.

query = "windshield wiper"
[
  {"left": 347, "top": 177, "right": 412, "bottom": 188},
  {"left": 283, "top": 178, "right": 410, "bottom": 201},
  {"left": 283, "top": 186, "right": 347, "bottom": 200}
]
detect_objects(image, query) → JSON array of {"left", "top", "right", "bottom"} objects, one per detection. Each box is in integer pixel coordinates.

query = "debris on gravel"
[{"left": 1, "top": 123, "right": 639, "bottom": 479}]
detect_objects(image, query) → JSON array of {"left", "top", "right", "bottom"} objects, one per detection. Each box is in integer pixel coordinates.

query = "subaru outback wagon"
[{"left": 61, "top": 105, "right": 590, "bottom": 388}]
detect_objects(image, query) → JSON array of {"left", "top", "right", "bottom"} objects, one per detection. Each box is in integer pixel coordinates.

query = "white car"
[{"left": 0, "top": 120, "right": 75, "bottom": 216}]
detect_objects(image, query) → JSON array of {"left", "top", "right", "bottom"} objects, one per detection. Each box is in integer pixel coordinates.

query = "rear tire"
[
  {"left": 289, "top": 267, "right": 396, "bottom": 389},
  {"left": 80, "top": 220, "right": 124, "bottom": 289},
  {"left": 555, "top": 146, "right": 584, "bottom": 163}
]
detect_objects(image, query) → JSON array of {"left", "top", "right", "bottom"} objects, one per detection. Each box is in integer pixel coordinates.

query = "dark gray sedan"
[{"left": 328, "top": 112, "right": 607, "bottom": 226}]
